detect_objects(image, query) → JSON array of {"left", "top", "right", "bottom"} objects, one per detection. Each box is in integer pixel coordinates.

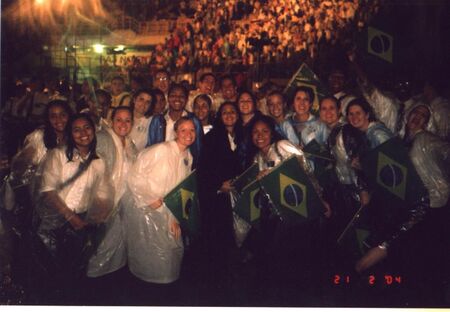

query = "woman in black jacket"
[{"left": 197, "top": 101, "right": 244, "bottom": 278}]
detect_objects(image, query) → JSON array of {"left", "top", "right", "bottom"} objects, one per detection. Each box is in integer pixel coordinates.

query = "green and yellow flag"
[
  {"left": 259, "top": 156, "right": 325, "bottom": 225},
  {"left": 164, "top": 170, "right": 200, "bottom": 239},
  {"left": 360, "top": 138, "right": 427, "bottom": 205},
  {"left": 233, "top": 179, "right": 263, "bottom": 225},
  {"left": 283, "top": 63, "right": 330, "bottom": 113},
  {"left": 232, "top": 163, "right": 259, "bottom": 194},
  {"left": 368, "top": 26, "right": 393, "bottom": 63}
]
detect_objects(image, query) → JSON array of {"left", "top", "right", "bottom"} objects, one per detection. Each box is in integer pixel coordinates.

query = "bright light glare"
[
  {"left": 93, "top": 44, "right": 104, "bottom": 54},
  {"left": 35, "top": 0, "right": 44, "bottom": 4},
  {"left": 114, "top": 45, "right": 125, "bottom": 52}
]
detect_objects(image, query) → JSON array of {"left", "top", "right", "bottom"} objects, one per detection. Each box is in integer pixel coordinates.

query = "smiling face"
[
  {"left": 406, "top": 105, "right": 430, "bottom": 133},
  {"left": 221, "top": 78, "right": 237, "bottom": 101},
  {"left": 49, "top": 104, "right": 69, "bottom": 134},
  {"left": 193, "top": 97, "right": 210, "bottom": 123},
  {"left": 221, "top": 103, "right": 238, "bottom": 129},
  {"left": 71, "top": 117, "right": 94, "bottom": 151},
  {"left": 293, "top": 90, "right": 312, "bottom": 117},
  {"left": 112, "top": 109, "right": 133, "bottom": 138},
  {"left": 133, "top": 92, "right": 152, "bottom": 117},
  {"left": 238, "top": 92, "right": 255, "bottom": 116},
  {"left": 319, "top": 98, "right": 339, "bottom": 127},
  {"left": 175, "top": 119, "right": 196, "bottom": 150},
  {"left": 267, "top": 94, "right": 284, "bottom": 120},
  {"left": 252, "top": 121, "right": 272, "bottom": 154},
  {"left": 168, "top": 87, "right": 187, "bottom": 112},
  {"left": 347, "top": 104, "right": 370, "bottom": 131}
]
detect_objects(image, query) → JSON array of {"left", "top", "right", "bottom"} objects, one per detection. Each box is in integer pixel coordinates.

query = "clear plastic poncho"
[
  {"left": 9, "top": 129, "right": 47, "bottom": 189},
  {"left": 124, "top": 140, "right": 192, "bottom": 283},
  {"left": 36, "top": 147, "right": 114, "bottom": 234},
  {"left": 129, "top": 116, "right": 153, "bottom": 152},
  {"left": 330, "top": 126, "right": 359, "bottom": 186},
  {"left": 357, "top": 78, "right": 401, "bottom": 135},
  {"left": 254, "top": 140, "right": 323, "bottom": 197},
  {"left": 409, "top": 130, "right": 450, "bottom": 208},
  {"left": 366, "top": 122, "right": 394, "bottom": 149},
  {"left": 87, "top": 127, "right": 138, "bottom": 278}
]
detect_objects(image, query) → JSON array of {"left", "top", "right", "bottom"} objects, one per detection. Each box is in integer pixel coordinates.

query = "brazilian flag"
[
  {"left": 360, "top": 138, "right": 427, "bottom": 206},
  {"left": 283, "top": 63, "right": 330, "bottom": 113},
  {"left": 233, "top": 179, "right": 263, "bottom": 226},
  {"left": 259, "top": 156, "right": 325, "bottom": 225},
  {"left": 164, "top": 170, "right": 200, "bottom": 240},
  {"left": 232, "top": 163, "right": 259, "bottom": 194}
]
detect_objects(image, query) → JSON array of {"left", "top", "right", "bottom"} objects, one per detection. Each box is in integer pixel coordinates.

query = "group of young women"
[{"left": 2, "top": 78, "right": 448, "bottom": 302}]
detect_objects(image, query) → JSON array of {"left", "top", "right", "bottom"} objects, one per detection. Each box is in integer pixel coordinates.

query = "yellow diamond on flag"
[
  {"left": 376, "top": 152, "right": 407, "bottom": 200},
  {"left": 280, "top": 173, "right": 307, "bottom": 217},
  {"left": 180, "top": 188, "right": 195, "bottom": 220}
]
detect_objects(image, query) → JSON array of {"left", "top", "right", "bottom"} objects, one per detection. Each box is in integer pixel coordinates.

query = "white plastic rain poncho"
[
  {"left": 366, "top": 121, "right": 394, "bottom": 149},
  {"left": 413, "top": 96, "right": 450, "bottom": 141},
  {"left": 410, "top": 130, "right": 450, "bottom": 208},
  {"left": 124, "top": 140, "right": 192, "bottom": 283},
  {"left": 87, "top": 127, "right": 138, "bottom": 277},
  {"left": 129, "top": 116, "right": 153, "bottom": 152},
  {"left": 254, "top": 140, "right": 323, "bottom": 197},
  {"left": 288, "top": 114, "right": 330, "bottom": 147},
  {"left": 35, "top": 146, "right": 114, "bottom": 276},
  {"left": 36, "top": 147, "right": 113, "bottom": 233},
  {"left": 8, "top": 129, "right": 47, "bottom": 194},
  {"left": 357, "top": 79, "right": 405, "bottom": 135},
  {"left": 329, "top": 124, "right": 359, "bottom": 186}
]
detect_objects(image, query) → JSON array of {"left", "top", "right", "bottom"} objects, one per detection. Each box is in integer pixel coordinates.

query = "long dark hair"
[
  {"left": 250, "top": 114, "right": 284, "bottom": 147},
  {"left": 65, "top": 113, "right": 98, "bottom": 163},
  {"left": 193, "top": 93, "right": 214, "bottom": 125},
  {"left": 43, "top": 100, "right": 73, "bottom": 149},
  {"left": 346, "top": 98, "right": 377, "bottom": 122},
  {"left": 213, "top": 101, "right": 243, "bottom": 138},
  {"left": 131, "top": 88, "right": 155, "bottom": 117}
]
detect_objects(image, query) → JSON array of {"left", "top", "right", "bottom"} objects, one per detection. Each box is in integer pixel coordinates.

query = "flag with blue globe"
[
  {"left": 164, "top": 170, "right": 200, "bottom": 240},
  {"left": 361, "top": 138, "right": 427, "bottom": 206},
  {"left": 258, "top": 156, "right": 325, "bottom": 225},
  {"left": 233, "top": 179, "right": 264, "bottom": 226},
  {"left": 337, "top": 138, "right": 428, "bottom": 258}
]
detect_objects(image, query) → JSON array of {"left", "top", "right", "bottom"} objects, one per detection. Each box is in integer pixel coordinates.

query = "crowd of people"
[
  {"left": 120, "top": 0, "right": 380, "bottom": 75},
  {"left": 0, "top": 48, "right": 449, "bottom": 306}
]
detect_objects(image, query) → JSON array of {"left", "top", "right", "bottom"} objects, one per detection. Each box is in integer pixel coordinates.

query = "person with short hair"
[
  {"left": 125, "top": 117, "right": 197, "bottom": 284},
  {"left": 147, "top": 84, "right": 203, "bottom": 168},
  {"left": 186, "top": 72, "right": 217, "bottom": 113}
]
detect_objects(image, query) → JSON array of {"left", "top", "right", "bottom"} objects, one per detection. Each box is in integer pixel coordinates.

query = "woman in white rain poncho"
[
  {"left": 124, "top": 117, "right": 195, "bottom": 283},
  {"left": 34, "top": 113, "right": 113, "bottom": 298},
  {"left": 87, "top": 106, "right": 138, "bottom": 278}
]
